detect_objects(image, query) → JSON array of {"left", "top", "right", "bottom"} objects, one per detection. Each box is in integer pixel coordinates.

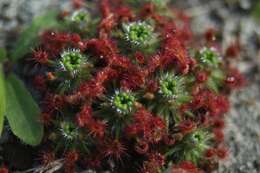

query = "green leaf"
[
  {"left": 0, "top": 48, "right": 7, "bottom": 62},
  {"left": 206, "top": 69, "right": 225, "bottom": 93},
  {"left": 5, "top": 73, "right": 43, "bottom": 146},
  {"left": 0, "top": 65, "right": 6, "bottom": 135},
  {"left": 252, "top": 1, "right": 260, "bottom": 23},
  {"left": 11, "top": 11, "right": 62, "bottom": 61},
  {"left": 206, "top": 77, "right": 219, "bottom": 93}
]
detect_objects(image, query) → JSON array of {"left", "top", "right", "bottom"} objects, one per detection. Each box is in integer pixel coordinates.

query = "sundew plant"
[{"left": 0, "top": 0, "right": 245, "bottom": 173}]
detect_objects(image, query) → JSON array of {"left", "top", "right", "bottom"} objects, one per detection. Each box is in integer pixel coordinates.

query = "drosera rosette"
[
  {"left": 111, "top": 90, "right": 137, "bottom": 115},
  {"left": 45, "top": 119, "right": 92, "bottom": 155},
  {"left": 65, "top": 8, "right": 99, "bottom": 36},
  {"left": 59, "top": 121, "right": 80, "bottom": 141},
  {"left": 97, "top": 90, "right": 139, "bottom": 138},
  {"left": 196, "top": 47, "right": 221, "bottom": 68},
  {"left": 146, "top": 72, "right": 192, "bottom": 126},
  {"left": 52, "top": 48, "right": 93, "bottom": 93},
  {"left": 45, "top": 104, "right": 107, "bottom": 156},
  {"left": 119, "top": 21, "right": 159, "bottom": 54},
  {"left": 48, "top": 0, "right": 97, "bottom": 37},
  {"left": 58, "top": 49, "right": 89, "bottom": 77},
  {"left": 158, "top": 73, "right": 190, "bottom": 102},
  {"left": 122, "top": 21, "right": 154, "bottom": 47},
  {"left": 195, "top": 47, "right": 226, "bottom": 93},
  {"left": 70, "top": 9, "right": 90, "bottom": 24},
  {"left": 98, "top": 89, "right": 138, "bottom": 116},
  {"left": 166, "top": 128, "right": 213, "bottom": 165}
]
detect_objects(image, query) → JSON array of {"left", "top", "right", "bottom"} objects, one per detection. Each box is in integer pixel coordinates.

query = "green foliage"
[
  {"left": 160, "top": 166, "right": 172, "bottom": 173},
  {"left": 11, "top": 11, "right": 62, "bottom": 61},
  {"left": 0, "top": 65, "right": 6, "bottom": 135},
  {"left": 0, "top": 12, "right": 60, "bottom": 141},
  {"left": 5, "top": 73, "right": 43, "bottom": 146},
  {"left": 206, "top": 69, "right": 225, "bottom": 93},
  {"left": 252, "top": 1, "right": 260, "bottom": 23},
  {"left": 0, "top": 48, "right": 7, "bottom": 62}
]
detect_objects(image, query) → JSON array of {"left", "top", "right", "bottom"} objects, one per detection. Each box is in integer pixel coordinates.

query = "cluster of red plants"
[{"left": 2, "top": 0, "right": 245, "bottom": 173}]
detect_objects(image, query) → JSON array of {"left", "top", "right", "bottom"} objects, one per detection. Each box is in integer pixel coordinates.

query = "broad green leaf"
[
  {"left": 0, "top": 65, "right": 6, "bottom": 135},
  {"left": 0, "top": 48, "right": 7, "bottom": 62},
  {"left": 5, "top": 73, "right": 43, "bottom": 146},
  {"left": 11, "top": 11, "right": 62, "bottom": 61}
]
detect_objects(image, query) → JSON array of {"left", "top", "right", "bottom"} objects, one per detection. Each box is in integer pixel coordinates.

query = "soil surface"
[{"left": 0, "top": 0, "right": 259, "bottom": 173}]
